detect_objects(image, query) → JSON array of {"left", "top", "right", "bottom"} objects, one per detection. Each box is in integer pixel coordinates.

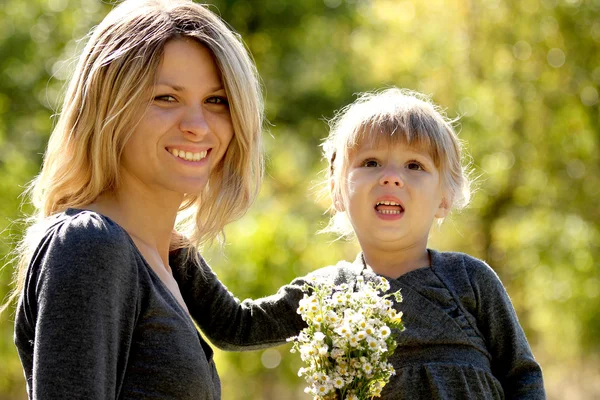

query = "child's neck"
[{"left": 362, "top": 246, "right": 430, "bottom": 279}]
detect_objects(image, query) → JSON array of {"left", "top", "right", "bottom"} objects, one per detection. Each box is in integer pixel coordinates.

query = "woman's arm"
[
  {"left": 170, "top": 248, "right": 307, "bottom": 351},
  {"left": 15, "top": 214, "right": 139, "bottom": 399}
]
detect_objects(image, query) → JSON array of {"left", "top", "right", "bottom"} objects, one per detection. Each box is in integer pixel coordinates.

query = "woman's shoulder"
[
  {"left": 18, "top": 210, "right": 143, "bottom": 334},
  {"left": 36, "top": 208, "right": 130, "bottom": 249},
  {"left": 26, "top": 208, "right": 136, "bottom": 274},
  {"left": 21, "top": 209, "right": 141, "bottom": 295}
]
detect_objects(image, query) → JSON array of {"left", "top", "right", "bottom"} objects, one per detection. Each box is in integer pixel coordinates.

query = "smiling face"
[
  {"left": 340, "top": 139, "right": 449, "bottom": 255},
  {"left": 119, "top": 38, "right": 234, "bottom": 201}
]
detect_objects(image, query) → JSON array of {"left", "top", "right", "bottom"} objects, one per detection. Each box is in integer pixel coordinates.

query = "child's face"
[{"left": 341, "top": 140, "right": 449, "bottom": 253}]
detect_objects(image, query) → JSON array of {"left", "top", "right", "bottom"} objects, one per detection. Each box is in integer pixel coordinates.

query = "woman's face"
[{"left": 120, "top": 38, "right": 234, "bottom": 200}]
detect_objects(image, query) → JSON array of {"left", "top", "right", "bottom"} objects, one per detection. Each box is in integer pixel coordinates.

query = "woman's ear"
[
  {"left": 435, "top": 196, "right": 451, "bottom": 218},
  {"left": 330, "top": 178, "right": 345, "bottom": 212}
]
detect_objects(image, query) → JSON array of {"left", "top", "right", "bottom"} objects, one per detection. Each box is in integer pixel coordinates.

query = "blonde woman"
[{"left": 6, "top": 0, "right": 263, "bottom": 398}]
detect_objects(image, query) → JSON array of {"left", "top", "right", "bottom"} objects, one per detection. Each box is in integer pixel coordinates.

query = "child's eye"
[
  {"left": 362, "top": 159, "right": 381, "bottom": 168},
  {"left": 155, "top": 95, "right": 177, "bottom": 103},
  {"left": 206, "top": 96, "right": 229, "bottom": 106},
  {"left": 406, "top": 161, "right": 425, "bottom": 171}
]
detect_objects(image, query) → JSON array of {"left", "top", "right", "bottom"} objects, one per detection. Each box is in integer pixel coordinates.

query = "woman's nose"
[
  {"left": 379, "top": 169, "right": 404, "bottom": 187},
  {"left": 180, "top": 107, "right": 209, "bottom": 140}
]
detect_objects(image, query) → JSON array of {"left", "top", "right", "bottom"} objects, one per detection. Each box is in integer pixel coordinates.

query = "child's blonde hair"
[
  {"left": 3, "top": 0, "right": 264, "bottom": 313},
  {"left": 322, "top": 87, "right": 471, "bottom": 237}
]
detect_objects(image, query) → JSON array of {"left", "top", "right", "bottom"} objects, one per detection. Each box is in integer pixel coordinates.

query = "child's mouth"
[{"left": 375, "top": 201, "right": 404, "bottom": 215}]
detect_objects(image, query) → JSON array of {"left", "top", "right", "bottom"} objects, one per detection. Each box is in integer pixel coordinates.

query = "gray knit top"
[
  {"left": 173, "top": 248, "right": 546, "bottom": 399},
  {"left": 14, "top": 209, "right": 220, "bottom": 399}
]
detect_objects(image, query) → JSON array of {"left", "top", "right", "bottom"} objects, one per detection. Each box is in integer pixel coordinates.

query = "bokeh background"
[{"left": 0, "top": 0, "right": 599, "bottom": 398}]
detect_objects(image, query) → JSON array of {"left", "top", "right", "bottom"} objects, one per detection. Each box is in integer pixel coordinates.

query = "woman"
[{"left": 7, "top": 0, "right": 263, "bottom": 398}]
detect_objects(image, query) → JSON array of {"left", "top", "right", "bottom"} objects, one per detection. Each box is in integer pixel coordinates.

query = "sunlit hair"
[
  {"left": 321, "top": 87, "right": 471, "bottom": 238},
  {"left": 3, "top": 0, "right": 263, "bottom": 312}
]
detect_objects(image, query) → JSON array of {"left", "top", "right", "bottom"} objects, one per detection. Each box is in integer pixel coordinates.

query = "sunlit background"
[{"left": 0, "top": 0, "right": 599, "bottom": 399}]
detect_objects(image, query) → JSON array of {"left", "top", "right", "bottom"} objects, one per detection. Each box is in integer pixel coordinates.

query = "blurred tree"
[
  {"left": 0, "top": 1, "right": 112, "bottom": 397},
  {"left": 0, "top": 0, "right": 598, "bottom": 399}
]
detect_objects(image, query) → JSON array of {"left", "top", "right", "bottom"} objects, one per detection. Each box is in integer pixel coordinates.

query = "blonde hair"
[
  {"left": 3, "top": 0, "right": 263, "bottom": 312},
  {"left": 322, "top": 87, "right": 471, "bottom": 237}
]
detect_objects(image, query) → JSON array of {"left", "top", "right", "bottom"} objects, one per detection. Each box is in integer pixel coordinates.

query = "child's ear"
[
  {"left": 330, "top": 178, "right": 345, "bottom": 212},
  {"left": 435, "top": 196, "right": 451, "bottom": 218}
]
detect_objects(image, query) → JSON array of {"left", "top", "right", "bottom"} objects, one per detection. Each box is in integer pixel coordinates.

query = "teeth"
[
  {"left": 377, "top": 201, "right": 400, "bottom": 206},
  {"left": 169, "top": 148, "right": 208, "bottom": 162},
  {"left": 378, "top": 209, "right": 402, "bottom": 214}
]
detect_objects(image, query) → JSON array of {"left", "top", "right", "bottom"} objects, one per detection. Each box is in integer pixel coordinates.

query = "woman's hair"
[
  {"left": 3, "top": 0, "right": 263, "bottom": 312},
  {"left": 321, "top": 87, "right": 472, "bottom": 237}
]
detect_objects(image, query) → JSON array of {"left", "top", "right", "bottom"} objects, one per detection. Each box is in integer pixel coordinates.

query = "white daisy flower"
[{"left": 288, "top": 276, "right": 404, "bottom": 399}]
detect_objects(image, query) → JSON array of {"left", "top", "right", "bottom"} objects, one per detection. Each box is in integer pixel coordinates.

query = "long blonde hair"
[{"left": 3, "top": 0, "right": 264, "bottom": 312}]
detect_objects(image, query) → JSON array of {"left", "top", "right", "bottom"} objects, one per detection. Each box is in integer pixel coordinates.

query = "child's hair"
[
  {"left": 2, "top": 0, "right": 264, "bottom": 313},
  {"left": 321, "top": 87, "right": 472, "bottom": 237}
]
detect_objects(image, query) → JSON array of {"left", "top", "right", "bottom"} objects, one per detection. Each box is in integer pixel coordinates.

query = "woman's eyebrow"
[
  {"left": 155, "top": 82, "right": 184, "bottom": 92},
  {"left": 155, "top": 82, "right": 225, "bottom": 93}
]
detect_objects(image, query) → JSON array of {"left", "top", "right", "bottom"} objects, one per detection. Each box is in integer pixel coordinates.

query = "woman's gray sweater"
[{"left": 14, "top": 209, "right": 220, "bottom": 399}]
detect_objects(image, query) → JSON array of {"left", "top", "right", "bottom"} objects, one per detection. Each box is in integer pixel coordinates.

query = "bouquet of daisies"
[{"left": 288, "top": 273, "right": 404, "bottom": 400}]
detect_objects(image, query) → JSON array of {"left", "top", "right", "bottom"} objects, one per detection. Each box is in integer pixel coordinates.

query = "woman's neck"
[{"left": 85, "top": 186, "right": 182, "bottom": 263}]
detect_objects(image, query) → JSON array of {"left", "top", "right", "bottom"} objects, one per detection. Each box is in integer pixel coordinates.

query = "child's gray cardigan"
[{"left": 172, "top": 248, "right": 546, "bottom": 400}]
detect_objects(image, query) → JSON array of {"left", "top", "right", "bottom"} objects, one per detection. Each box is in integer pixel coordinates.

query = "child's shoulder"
[
  {"left": 431, "top": 249, "right": 503, "bottom": 288},
  {"left": 432, "top": 249, "right": 488, "bottom": 269}
]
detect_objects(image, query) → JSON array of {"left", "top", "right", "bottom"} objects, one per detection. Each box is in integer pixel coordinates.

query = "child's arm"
[
  {"left": 468, "top": 260, "right": 546, "bottom": 399},
  {"left": 170, "top": 248, "right": 308, "bottom": 351}
]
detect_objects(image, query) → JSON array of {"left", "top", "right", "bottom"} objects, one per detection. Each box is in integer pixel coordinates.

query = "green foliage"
[{"left": 1, "top": 0, "right": 599, "bottom": 399}]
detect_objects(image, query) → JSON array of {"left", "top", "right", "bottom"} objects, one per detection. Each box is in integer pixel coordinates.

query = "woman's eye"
[
  {"left": 362, "top": 159, "right": 380, "bottom": 168},
  {"left": 407, "top": 161, "right": 424, "bottom": 171},
  {"left": 206, "top": 96, "right": 229, "bottom": 106},
  {"left": 155, "top": 95, "right": 176, "bottom": 102}
]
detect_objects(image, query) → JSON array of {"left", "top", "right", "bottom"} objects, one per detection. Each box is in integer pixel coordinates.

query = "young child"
[{"left": 172, "top": 88, "right": 546, "bottom": 399}]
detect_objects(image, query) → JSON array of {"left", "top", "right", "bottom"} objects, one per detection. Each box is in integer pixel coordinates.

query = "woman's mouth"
[{"left": 168, "top": 148, "right": 209, "bottom": 162}]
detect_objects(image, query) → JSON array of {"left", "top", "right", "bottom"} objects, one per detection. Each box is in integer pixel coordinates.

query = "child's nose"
[{"left": 379, "top": 169, "right": 404, "bottom": 187}]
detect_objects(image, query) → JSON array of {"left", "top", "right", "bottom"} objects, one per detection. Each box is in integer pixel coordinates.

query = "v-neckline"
[{"left": 65, "top": 208, "right": 194, "bottom": 323}]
